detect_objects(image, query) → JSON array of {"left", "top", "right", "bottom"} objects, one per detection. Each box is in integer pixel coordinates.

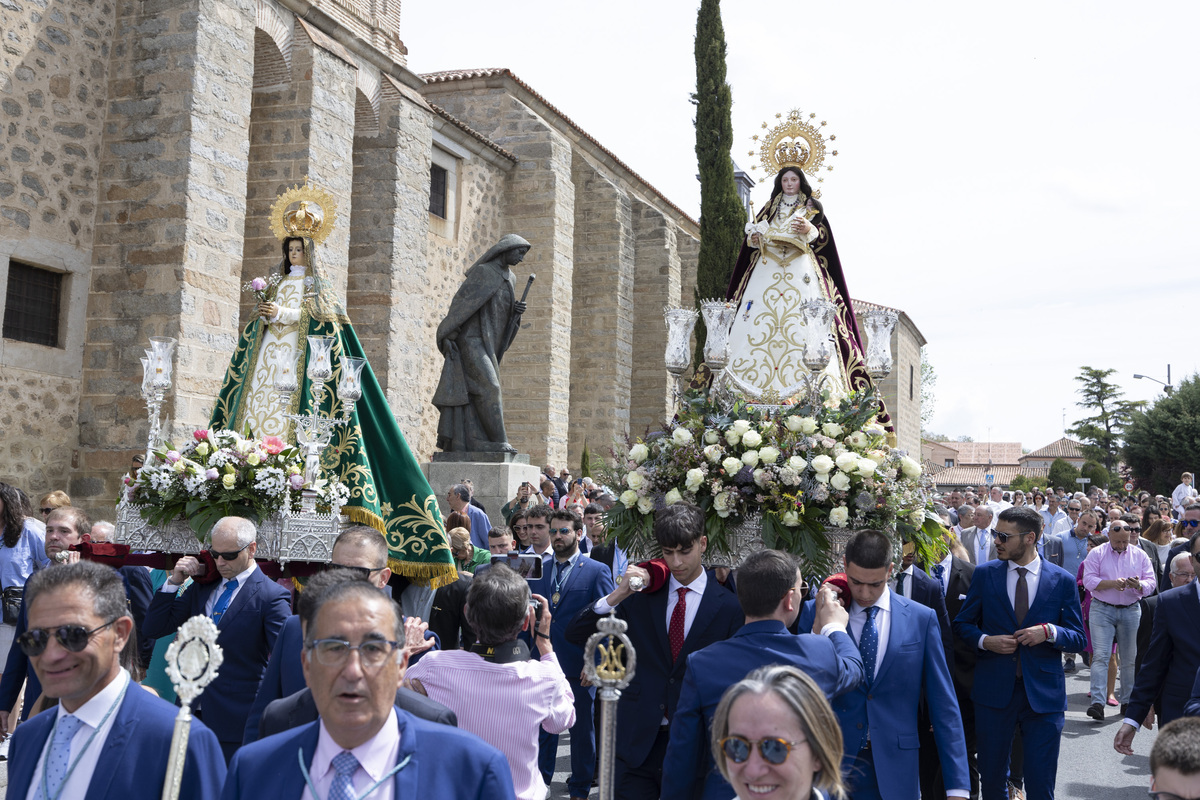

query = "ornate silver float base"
[
  {"left": 705, "top": 512, "right": 766, "bottom": 568},
  {"left": 115, "top": 502, "right": 347, "bottom": 563}
]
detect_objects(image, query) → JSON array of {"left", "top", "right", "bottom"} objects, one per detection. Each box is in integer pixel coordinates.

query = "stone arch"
[
  {"left": 254, "top": 0, "right": 293, "bottom": 76},
  {"left": 354, "top": 65, "right": 381, "bottom": 138}
]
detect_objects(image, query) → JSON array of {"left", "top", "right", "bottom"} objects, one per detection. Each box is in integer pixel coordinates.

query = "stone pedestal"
[{"left": 423, "top": 455, "right": 541, "bottom": 530}]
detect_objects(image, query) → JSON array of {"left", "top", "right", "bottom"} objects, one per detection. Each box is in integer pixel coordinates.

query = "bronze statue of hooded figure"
[{"left": 433, "top": 234, "right": 530, "bottom": 453}]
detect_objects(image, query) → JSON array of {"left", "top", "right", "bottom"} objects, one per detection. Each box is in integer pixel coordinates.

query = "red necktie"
[{"left": 669, "top": 587, "right": 688, "bottom": 662}]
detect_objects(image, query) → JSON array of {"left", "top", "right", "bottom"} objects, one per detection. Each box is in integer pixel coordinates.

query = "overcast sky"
[{"left": 403, "top": 1, "right": 1200, "bottom": 452}]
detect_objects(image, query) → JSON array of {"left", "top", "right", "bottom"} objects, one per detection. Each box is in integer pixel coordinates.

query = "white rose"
[
  {"left": 725, "top": 429, "right": 742, "bottom": 446},
  {"left": 798, "top": 417, "right": 819, "bottom": 434},
  {"left": 787, "top": 455, "right": 807, "bottom": 472},
  {"left": 900, "top": 456, "right": 922, "bottom": 478},
  {"left": 685, "top": 468, "right": 705, "bottom": 492},
  {"left": 637, "top": 496, "right": 654, "bottom": 514},
  {"left": 704, "top": 429, "right": 720, "bottom": 445},
  {"left": 665, "top": 488, "right": 683, "bottom": 505},
  {"left": 753, "top": 469, "right": 767, "bottom": 487},
  {"left": 785, "top": 416, "right": 803, "bottom": 432},
  {"left": 672, "top": 427, "right": 694, "bottom": 445},
  {"left": 704, "top": 444, "right": 724, "bottom": 464},
  {"left": 629, "top": 443, "right": 649, "bottom": 464},
  {"left": 732, "top": 419, "right": 752, "bottom": 435},
  {"left": 713, "top": 491, "right": 732, "bottom": 517},
  {"left": 822, "top": 422, "right": 844, "bottom": 438},
  {"left": 835, "top": 452, "right": 859, "bottom": 472},
  {"left": 829, "top": 506, "right": 850, "bottom": 527},
  {"left": 741, "top": 430, "right": 763, "bottom": 449},
  {"left": 722, "top": 456, "right": 744, "bottom": 475},
  {"left": 811, "top": 454, "right": 835, "bottom": 474},
  {"left": 830, "top": 471, "right": 852, "bottom": 492},
  {"left": 909, "top": 510, "right": 927, "bottom": 526},
  {"left": 742, "top": 450, "right": 760, "bottom": 468},
  {"left": 847, "top": 431, "right": 868, "bottom": 449},
  {"left": 866, "top": 449, "right": 887, "bottom": 465},
  {"left": 814, "top": 472, "right": 829, "bottom": 484},
  {"left": 781, "top": 510, "right": 801, "bottom": 527},
  {"left": 626, "top": 471, "right": 645, "bottom": 491},
  {"left": 620, "top": 489, "right": 639, "bottom": 507},
  {"left": 758, "top": 446, "right": 780, "bottom": 465},
  {"left": 856, "top": 458, "right": 877, "bottom": 477}
]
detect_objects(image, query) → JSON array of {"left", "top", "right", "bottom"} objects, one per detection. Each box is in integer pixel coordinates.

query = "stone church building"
[{"left": 0, "top": 0, "right": 921, "bottom": 516}]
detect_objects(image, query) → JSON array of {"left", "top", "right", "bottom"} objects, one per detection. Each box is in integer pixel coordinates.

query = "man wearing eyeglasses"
[
  {"left": 1116, "top": 529, "right": 1200, "bottom": 756},
  {"left": 1050, "top": 501, "right": 1082, "bottom": 537},
  {"left": 142, "top": 515, "right": 290, "bottom": 763},
  {"left": 224, "top": 577, "right": 515, "bottom": 799},
  {"left": 1038, "top": 494, "right": 1067, "bottom": 538},
  {"left": 7, "top": 560, "right": 226, "bottom": 800},
  {"left": 1160, "top": 504, "right": 1200, "bottom": 593},
  {"left": 1081, "top": 520, "right": 1155, "bottom": 721},
  {"left": 1148, "top": 718, "right": 1200, "bottom": 800},
  {"left": 960, "top": 505, "right": 997, "bottom": 566},
  {"left": 954, "top": 506, "right": 1086, "bottom": 800}
]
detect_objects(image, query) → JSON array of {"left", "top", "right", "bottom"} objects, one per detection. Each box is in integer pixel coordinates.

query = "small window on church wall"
[
  {"left": 909, "top": 364, "right": 914, "bottom": 401},
  {"left": 3, "top": 260, "right": 62, "bottom": 348},
  {"left": 430, "top": 165, "right": 448, "bottom": 218}
]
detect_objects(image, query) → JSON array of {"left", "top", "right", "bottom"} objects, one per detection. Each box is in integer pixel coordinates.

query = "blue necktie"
[
  {"left": 859, "top": 606, "right": 880, "bottom": 686},
  {"left": 329, "top": 751, "right": 359, "bottom": 800},
  {"left": 932, "top": 564, "right": 946, "bottom": 595},
  {"left": 45, "top": 714, "right": 83, "bottom": 799},
  {"left": 211, "top": 578, "right": 238, "bottom": 624}
]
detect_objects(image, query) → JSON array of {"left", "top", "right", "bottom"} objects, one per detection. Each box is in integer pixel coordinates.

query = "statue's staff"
[
  {"left": 162, "top": 616, "right": 224, "bottom": 800},
  {"left": 498, "top": 273, "right": 534, "bottom": 365}
]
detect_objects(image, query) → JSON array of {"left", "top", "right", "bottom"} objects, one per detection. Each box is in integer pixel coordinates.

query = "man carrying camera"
[{"left": 503, "top": 481, "right": 537, "bottom": 524}]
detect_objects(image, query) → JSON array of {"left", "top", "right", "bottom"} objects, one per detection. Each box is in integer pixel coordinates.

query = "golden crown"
[
  {"left": 749, "top": 109, "right": 838, "bottom": 185},
  {"left": 269, "top": 176, "right": 337, "bottom": 245}
]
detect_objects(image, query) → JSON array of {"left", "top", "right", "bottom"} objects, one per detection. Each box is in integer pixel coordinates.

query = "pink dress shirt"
[
  {"left": 1081, "top": 542, "right": 1156, "bottom": 606},
  {"left": 405, "top": 648, "right": 575, "bottom": 800},
  {"left": 301, "top": 708, "right": 399, "bottom": 800}
]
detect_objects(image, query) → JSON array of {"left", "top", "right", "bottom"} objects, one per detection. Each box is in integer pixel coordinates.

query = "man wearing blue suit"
[
  {"left": 662, "top": 548, "right": 862, "bottom": 800},
  {"left": 954, "top": 506, "right": 1086, "bottom": 800},
  {"left": 567, "top": 503, "right": 743, "bottom": 800},
  {"left": 532, "top": 508, "right": 615, "bottom": 798},
  {"left": 8, "top": 561, "right": 226, "bottom": 800},
  {"left": 222, "top": 577, "right": 514, "bottom": 799},
  {"left": 832, "top": 529, "right": 970, "bottom": 800},
  {"left": 143, "top": 515, "right": 291, "bottom": 762}
]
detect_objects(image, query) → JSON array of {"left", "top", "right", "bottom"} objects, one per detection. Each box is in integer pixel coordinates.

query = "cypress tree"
[{"left": 693, "top": 0, "right": 746, "bottom": 367}]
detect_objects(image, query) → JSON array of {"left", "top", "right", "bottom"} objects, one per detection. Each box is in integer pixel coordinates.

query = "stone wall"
[
  {"left": 854, "top": 307, "right": 924, "bottom": 457},
  {"left": 628, "top": 199, "right": 681, "bottom": 438},
  {"left": 0, "top": 368, "right": 80, "bottom": 499}
]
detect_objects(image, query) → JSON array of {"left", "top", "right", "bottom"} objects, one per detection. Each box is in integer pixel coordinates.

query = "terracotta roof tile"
[
  {"left": 943, "top": 442, "right": 1024, "bottom": 466},
  {"left": 1022, "top": 437, "right": 1086, "bottom": 461},
  {"left": 931, "top": 464, "right": 1022, "bottom": 487},
  {"left": 426, "top": 100, "right": 518, "bottom": 162}
]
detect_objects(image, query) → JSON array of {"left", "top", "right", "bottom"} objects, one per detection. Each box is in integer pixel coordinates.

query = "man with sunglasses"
[
  {"left": 1081, "top": 519, "right": 1155, "bottom": 721},
  {"left": 954, "top": 506, "right": 1086, "bottom": 800},
  {"left": 1116, "top": 528, "right": 1200, "bottom": 756},
  {"left": 6, "top": 560, "right": 226, "bottom": 800},
  {"left": 142, "top": 515, "right": 290, "bottom": 763},
  {"left": 1160, "top": 504, "right": 1200, "bottom": 593}
]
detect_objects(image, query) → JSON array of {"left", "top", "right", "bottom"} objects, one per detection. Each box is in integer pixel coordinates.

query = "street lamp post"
[{"left": 1133, "top": 365, "right": 1172, "bottom": 395}]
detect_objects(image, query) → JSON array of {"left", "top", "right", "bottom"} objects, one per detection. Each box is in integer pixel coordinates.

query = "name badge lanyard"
[
  {"left": 41, "top": 677, "right": 130, "bottom": 800},
  {"left": 300, "top": 748, "right": 412, "bottom": 800}
]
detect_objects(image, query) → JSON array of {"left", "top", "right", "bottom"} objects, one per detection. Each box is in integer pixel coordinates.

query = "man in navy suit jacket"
[
  {"left": 143, "top": 516, "right": 290, "bottom": 762},
  {"left": 662, "top": 549, "right": 862, "bottom": 800},
  {"left": 954, "top": 506, "right": 1086, "bottom": 800},
  {"left": 567, "top": 503, "right": 743, "bottom": 800},
  {"left": 531, "top": 508, "right": 615, "bottom": 798},
  {"left": 8, "top": 561, "right": 226, "bottom": 800},
  {"left": 1116, "top": 531, "right": 1200, "bottom": 754},
  {"left": 222, "top": 575, "right": 514, "bottom": 799},
  {"left": 832, "top": 529, "right": 970, "bottom": 800}
]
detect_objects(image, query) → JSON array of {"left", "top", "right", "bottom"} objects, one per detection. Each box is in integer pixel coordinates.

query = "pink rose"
[
  {"left": 193, "top": 430, "right": 209, "bottom": 441},
  {"left": 166, "top": 450, "right": 181, "bottom": 463},
  {"left": 206, "top": 468, "right": 219, "bottom": 480},
  {"left": 261, "top": 435, "right": 285, "bottom": 455},
  {"left": 251, "top": 277, "right": 267, "bottom": 291},
  {"left": 289, "top": 474, "right": 305, "bottom": 490},
  {"left": 123, "top": 476, "right": 131, "bottom": 486}
]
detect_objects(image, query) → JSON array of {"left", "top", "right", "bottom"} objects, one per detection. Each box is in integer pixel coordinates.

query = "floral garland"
[
  {"left": 602, "top": 388, "right": 942, "bottom": 572},
  {"left": 122, "top": 428, "right": 349, "bottom": 541}
]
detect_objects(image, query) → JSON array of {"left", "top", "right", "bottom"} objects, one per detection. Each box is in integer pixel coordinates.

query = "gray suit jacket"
[
  {"left": 958, "top": 526, "right": 998, "bottom": 565},
  {"left": 258, "top": 687, "right": 457, "bottom": 740}
]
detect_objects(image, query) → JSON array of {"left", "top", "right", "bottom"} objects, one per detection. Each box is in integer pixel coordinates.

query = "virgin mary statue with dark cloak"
[{"left": 723, "top": 165, "right": 892, "bottom": 432}]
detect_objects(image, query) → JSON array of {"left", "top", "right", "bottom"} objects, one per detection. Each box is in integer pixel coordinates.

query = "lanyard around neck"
[
  {"left": 41, "top": 677, "right": 129, "bottom": 800},
  {"left": 300, "top": 746, "right": 411, "bottom": 800}
]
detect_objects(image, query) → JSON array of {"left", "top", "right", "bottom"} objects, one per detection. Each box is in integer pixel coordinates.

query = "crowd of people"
[{"left": 1, "top": 469, "right": 1199, "bottom": 800}]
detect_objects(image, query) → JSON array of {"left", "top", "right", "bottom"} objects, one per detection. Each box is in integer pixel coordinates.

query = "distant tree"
[
  {"left": 920, "top": 348, "right": 936, "bottom": 431},
  {"left": 1067, "top": 366, "right": 1145, "bottom": 472},
  {"left": 1080, "top": 460, "right": 1110, "bottom": 491},
  {"left": 1048, "top": 458, "right": 1080, "bottom": 491},
  {"left": 579, "top": 439, "right": 592, "bottom": 479},
  {"left": 1010, "top": 474, "right": 1049, "bottom": 493},
  {"left": 692, "top": 0, "right": 746, "bottom": 367},
  {"left": 956, "top": 435, "right": 975, "bottom": 443},
  {"left": 1123, "top": 374, "right": 1200, "bottom": 496}
]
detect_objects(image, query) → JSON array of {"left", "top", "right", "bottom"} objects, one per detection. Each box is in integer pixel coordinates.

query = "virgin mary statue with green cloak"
[{"left": 209, "top": 179, "right": 456, "bottom": 588}]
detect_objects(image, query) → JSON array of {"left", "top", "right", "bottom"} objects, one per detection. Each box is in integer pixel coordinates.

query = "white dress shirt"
[
  {"left": 976, "top": 555, "right": 1057, "bottom": 649},
  {"left": 893, "top": 565, "right": 915, "bottom": 599},
  {"left": 974, "top": 529, "right": 993, "bottom": 566},
  {"left": 934, "top": 553, "right": 953, "bottom": 596},
  {"left": 664, "top": 569, "right": 707, "bottom": 638},
  {"left": 301, "top": 707, "right": 399, "bottom": 800},
  {"left": 27, "top": 669, "right": 131, "bottom": 800},
  {"left": 848, "top": 589, "right": 892, "bottom": 681},
  {"left": 157, "top": 561, "right": 258, "bottom": 617}
]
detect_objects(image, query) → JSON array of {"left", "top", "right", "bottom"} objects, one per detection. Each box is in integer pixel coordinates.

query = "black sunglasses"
[
  {"left": 993, "top": 531, "right": 1029, "bottom": 544},
  {"left": 207, "top": 542, "right": 252, "bottom": 561},
  {"left": 327, "top": 563, "right": 385, "bottom": 579},
  {"left": 18, "top": 619, "right": 119, "bottom": 657},
  {"left": 1181, "top": 520, "right": 1200, "bottom": 528},
  {"left": 720, "top": 735, "right": 807, "bottom": 765}
]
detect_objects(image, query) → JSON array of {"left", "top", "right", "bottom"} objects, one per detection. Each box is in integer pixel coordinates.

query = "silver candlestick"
[{"left": 141, "top": 337, "right": 177, "bottom": 463}]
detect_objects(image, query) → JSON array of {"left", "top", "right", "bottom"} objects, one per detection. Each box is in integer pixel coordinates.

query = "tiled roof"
[
  {"left": 931, "top": 464, "right": 1023, "bottom": 487},
  {"left": 944, "top": 442, "right": 1024, "bottom": 466},
  {"left": 420, "top": 68, "right": 698, "bottom": 228},
  {"left": 1022, "top": 437, "right": 1085, "bottom": 461}
]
